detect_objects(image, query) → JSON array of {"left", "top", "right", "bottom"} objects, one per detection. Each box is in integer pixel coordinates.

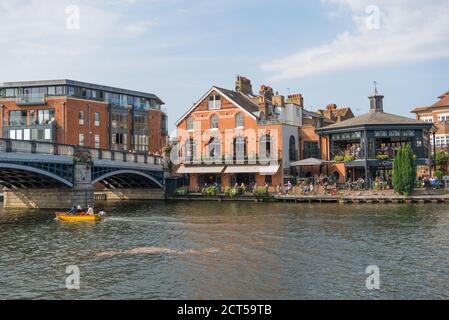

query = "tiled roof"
[
  {"left": 411, "top": 106, "right": 432, "bottom": 113},
  {"left": 214, "top": 86, "right": 260, "bottom": 115},
  {"left": 431, "top": 93, "right": 449, "bottom": 108},
  {"left": 317, "top": 111, "right": 430, "bottom": 131}
]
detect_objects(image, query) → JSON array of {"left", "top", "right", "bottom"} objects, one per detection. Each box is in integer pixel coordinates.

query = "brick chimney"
[
  {"left": 287, "top": 93, "right": 304, "bottom": 106},
  {"left": 326, "top": 104, "right": 337, "bottom": 112},
  {"left": 259, "top": 85, "right": 274, "bottom": 103},
  {"left": 235, "top": 76, "right": 253, "bottom": 95},
  {"left": 272, "top": 92, "right": 285, "bottom": 107}
]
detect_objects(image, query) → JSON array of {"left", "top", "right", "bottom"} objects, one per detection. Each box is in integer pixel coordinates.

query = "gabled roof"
[
  {"left": 316, "top": 111, "right": 431, "bottom": 132},
  {"left": 175, "top": 86, "right": 258, "bottom": 126},
  {"left": 431, "top": 93, "right": 449, "bottom": 108},
  {"left": 411, "top": 106, "right": 432, "bottom": 113}
]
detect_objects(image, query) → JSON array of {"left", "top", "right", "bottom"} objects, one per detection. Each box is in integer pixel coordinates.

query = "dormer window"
[{"left": 208, "top": 95, "right": 221, "bottom": 110}]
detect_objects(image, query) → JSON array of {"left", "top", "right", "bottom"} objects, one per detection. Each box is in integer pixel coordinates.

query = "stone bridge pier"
[{"left": 3, "top": 164, "right": 94, "bottom": 209}]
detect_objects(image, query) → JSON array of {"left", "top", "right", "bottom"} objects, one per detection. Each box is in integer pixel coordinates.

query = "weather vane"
[{"left": 373, "top": 81, "right": 378, "bottom": 94}]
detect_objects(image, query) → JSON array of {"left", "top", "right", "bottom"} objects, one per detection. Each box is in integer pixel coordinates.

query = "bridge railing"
[{"left": 0, "top": 138, "right": 164, "bottom": 166}]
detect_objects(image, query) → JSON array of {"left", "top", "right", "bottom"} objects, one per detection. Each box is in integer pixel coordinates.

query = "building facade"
[
  {"left": 412, "top": 90, "right": 449, "bottom": 151},
  {"left": 175, "top": 76, "right": 330, "bottom": 192},
  {"left": 317, "top": 90, "right": 434, "bottom": 186},
  {"left": 0, "top": 80, "right": 168, "bottom": 153}
]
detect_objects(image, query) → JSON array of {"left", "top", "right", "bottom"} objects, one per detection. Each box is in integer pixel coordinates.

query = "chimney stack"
[
  {"left": 287, "top": 93, "right": 304, "bottom": 106},
  {"left": 235, "top": 76, "right": 253, "bottom": 95}
]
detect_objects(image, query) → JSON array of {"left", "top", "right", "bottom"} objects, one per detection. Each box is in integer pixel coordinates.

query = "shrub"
[
  {"left": 344, "top": 155, "right": 355, "bottom": 162},
  {"left": 224, "top": 187, "right": 239, "bottom": 198},
  {"left": 376, "top": 154, "right": 389, "bottom": 161},
  {"left": 253, "top": 187, "right": 269, "bottom": 197},
  {"left": 334, "top": 156, "right": 344, "bottom": 162},
  {"left": 435, "top": 170, "right": 444, "bottom": 180},
  {"left": 201, "top": 186, "right": 218, "bottom": 196},
  {"left": 174, "top": 187, "right": 187, "bottom": 196}
]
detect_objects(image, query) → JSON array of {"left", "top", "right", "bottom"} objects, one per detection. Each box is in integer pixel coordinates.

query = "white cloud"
[{"left": 261, "top": 0, "right": 449, "bottom": 81}]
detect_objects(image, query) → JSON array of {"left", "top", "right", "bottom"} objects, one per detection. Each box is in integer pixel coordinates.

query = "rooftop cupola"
[{"left": 369, "top": 81, "right": 384, "bottom": 113}]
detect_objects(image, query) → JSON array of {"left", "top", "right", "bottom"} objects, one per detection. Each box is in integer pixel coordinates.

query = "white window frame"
[
  {"left": 79, "top": 133, "right": 85, "bottom": 146},
  {"left": 208, "top": 95, "right": 221, "bottom": 110}
]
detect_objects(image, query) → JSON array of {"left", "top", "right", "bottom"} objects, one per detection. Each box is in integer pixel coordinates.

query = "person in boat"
[
  {"left": 68, "top": 205, "right": 77, "bottom": 215},
  {"left": 86, "top": 205, "right": 94, "bottom": 216},
  {"left": 77, "top": 205, "right": 84, "bottom": 214}
]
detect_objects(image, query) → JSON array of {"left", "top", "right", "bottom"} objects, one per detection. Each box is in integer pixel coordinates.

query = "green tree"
[
  {"left": 434, "top": 151, "right": 449, "bottom": 173},
  {"left": 392, "top": 144, "right": 417, "bottom": 196}
]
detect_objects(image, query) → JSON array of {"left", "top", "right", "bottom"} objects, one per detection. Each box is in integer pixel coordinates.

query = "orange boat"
[{"left": 56, "top": 212, "right": 103, "bottom": 222}]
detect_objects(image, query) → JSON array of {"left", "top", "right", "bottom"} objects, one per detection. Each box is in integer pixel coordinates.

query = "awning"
[
  {"left": 177, "top": 166, "right": 224, "bottom": 174},
  {"left": 290, "top": 158, "right": 331, "bottom": 166},
  {"left": 224, "top": 165, "right": 280, "bottom": 175}
]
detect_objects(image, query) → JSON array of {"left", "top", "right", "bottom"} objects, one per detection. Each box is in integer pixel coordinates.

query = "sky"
[{"left": 1, "top": 0, "right": 449, "bottom": 135}]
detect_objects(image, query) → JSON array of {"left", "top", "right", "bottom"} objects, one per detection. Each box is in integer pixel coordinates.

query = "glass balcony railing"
[{"left": 16, "top": 93, "right": 47, "bottom": 105}]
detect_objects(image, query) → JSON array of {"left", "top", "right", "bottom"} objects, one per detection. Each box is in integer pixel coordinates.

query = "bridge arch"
[
  {"left": 92, "top": 169, "right": 164, "bottom": 189},
  {"left": 0, "top": 163, "right": 74, "bottom": 188}
]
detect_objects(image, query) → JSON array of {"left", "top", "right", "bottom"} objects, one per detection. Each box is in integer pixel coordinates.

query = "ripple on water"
[{"left": 1, "top": 202, "right": 449, "bottom": 299}]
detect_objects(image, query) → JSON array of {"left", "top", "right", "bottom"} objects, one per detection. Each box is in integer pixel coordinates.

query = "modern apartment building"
[
  {"left": 412, "top": 90, "right": 449, "bottom": 150},
  {"left": 174, "top": 76, "right": 334, "bottom": 192},
  {"left": 0, "top": 80, "right": 168, "bottom": 153}
]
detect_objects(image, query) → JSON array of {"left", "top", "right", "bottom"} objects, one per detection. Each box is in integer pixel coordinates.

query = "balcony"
[
  {"left": 16, "top": 93, "right": 47, "bottom": 106},
  {"left": 3, "top": 123, "right": 57, "bottom": 142}
]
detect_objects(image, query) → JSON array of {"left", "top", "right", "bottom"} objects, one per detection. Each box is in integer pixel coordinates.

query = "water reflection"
[{"left": 1, "top": 202, "right": 449, "bottom": 299}]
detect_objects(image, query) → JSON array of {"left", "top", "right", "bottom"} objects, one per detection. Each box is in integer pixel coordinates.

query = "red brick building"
[
  {"left": 412, "top": 90, "right": 449, "bottom": 150},
  {"left": 174, "top": 76, "right": 342, "bottom": 192},
  {"left": 0, "top": 80, "right": 168, "bottom": 153}
]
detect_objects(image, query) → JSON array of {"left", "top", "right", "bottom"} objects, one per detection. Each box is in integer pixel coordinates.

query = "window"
[
  {"left": 304, "top": 141, "right": 319, "bottom": 159},
  {"left": 94, "top": 135, "right": 100, "bottom": 149},
  {"left": 185, "top": 139, "right": 196, "bottom": 163},
  {"left": 111, "top": 112, "right": 128, "bottom": 129},
  {"left": 79, "top": 133, "right": 85, "bottom": 146},
  {"left": 210, "top": 115, "right": 219, "bottom": 129},
  {"left": 68, "top": 86, "right": 75, "bottom": 97},
  {"left": 259, "top": 135, "right": 272, "bottom": 159},
  {"left": 48, "top": 86, "right": 56, "bottom": 95},
  {"left": 133, "top": 114, "right": 147, "bottom": 131},
  {"left": 79, "top": 111, "right": 84, "bottom": 125},
  {"left": 94, "top": 112, "right": 100, "bottom": 127},
  {"left": 56, "top": 86, "right": 65, "bottom": 95},
  {"left": 289, "top": 136, "right": 297, "bottom": 161},
  {"left": 439, "top": 115, "right": 449, "bottom": 122},
  {"left": 208, "top": 95, "right": 221, "bottom": 110},
  {"left": 161, "top": 114, "right": 168, "bottom": 133},
  {"left": 112, "top": 133, "right": 127, "bottom": 150},
  {"left": 206, "top": 138, "right": 221, "bottom": 160},
  {"left": 265, "top": 175, "right": 272, "bottom": 186},
  {"left": 234, "top": 136, "right": 247, "bottom": 160},
  {"left": 37, "top": 109, "right": 55, "bottom": 124},
  {"left": 236, "top": 113, "right": 244, "bottom": 128},
  {"left": 187, "top": 117, "right": 194, "bottom": 131},
  {"left": 134, "top": 135, "right": 149, "bottom": 152},
  {"left": 9, "top": 111, "right": 27, "bottom": 126}
]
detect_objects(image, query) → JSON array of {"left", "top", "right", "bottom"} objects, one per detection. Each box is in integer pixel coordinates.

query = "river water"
[{"left": 1, "top": 201, "right": 449, "bottom": 300}]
